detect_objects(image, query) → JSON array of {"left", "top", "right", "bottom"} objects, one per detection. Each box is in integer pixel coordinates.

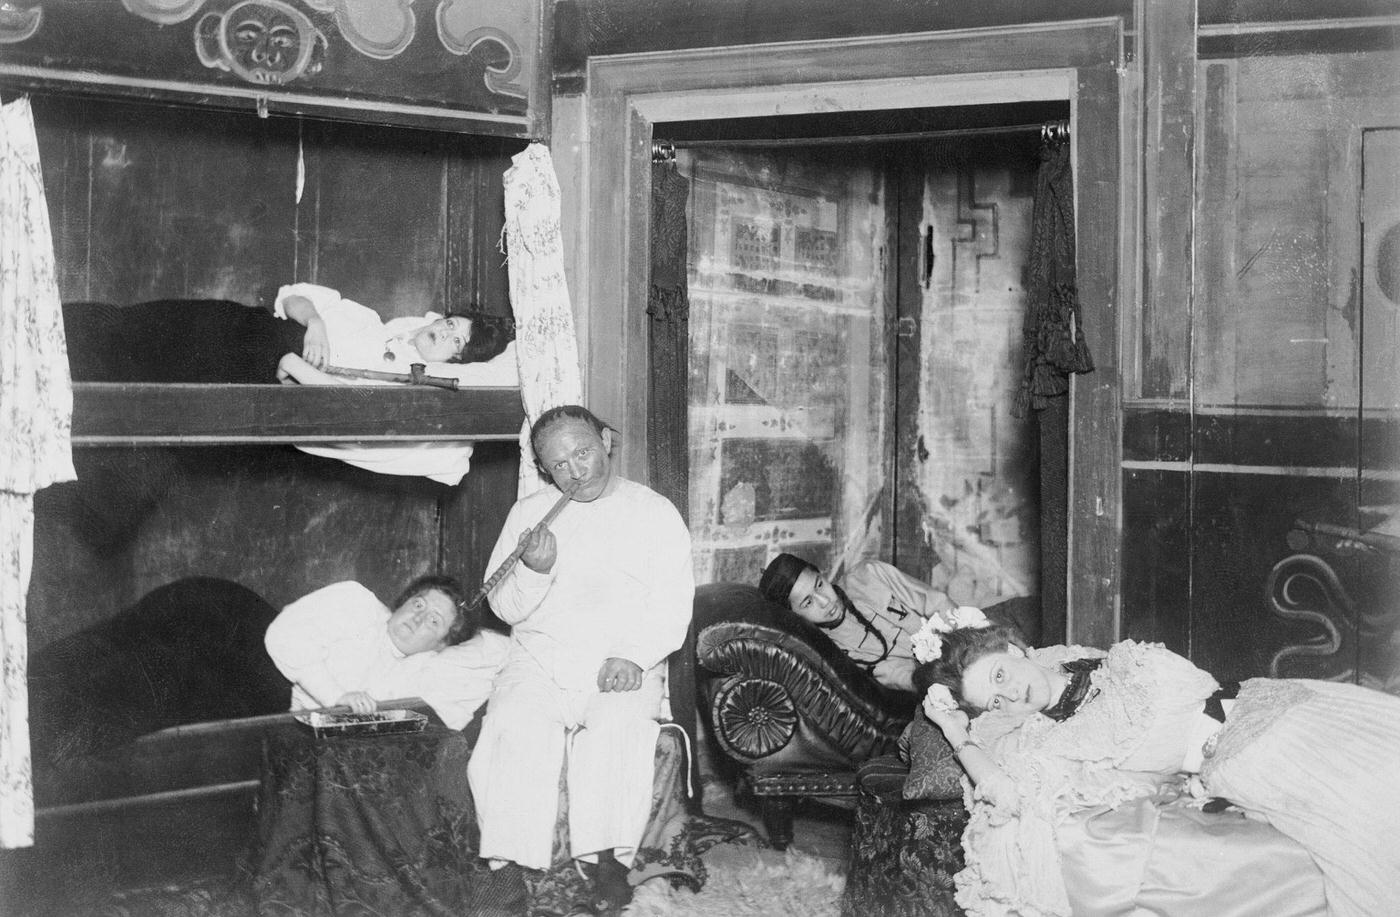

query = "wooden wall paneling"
[
  {"left": 28, "top": 446, "right": 450, "bottom": 652},
  {"left": 571, "top": 0, "right": 1135, "bottom": 57},
  {"left": 877, "top": 161, "right": 902, "bottom": 565},
  {"left": 31, "top": 96, "right": 94, "bottom": 302},
  {"left": 439, "top": 140, "right": 523, "bottom": 596},
  {"left": 98, "top": 104, "right": 294, "bottom": 305},
  {"left": 1139, "top": 0, "right": 1196, "bottom": 399},
  {"left": 890, "top": 149, "right": 935, "bottom": 577},
  {"left": 1120, "top": 467, "right": 1191, "bottom": 652},
  {"left": 1188, "top": 468, "right": 1365, "bottom": 684},
  {"left": 445, "top": 139, "right": 520, "bottom": 317},
  {"left": 582, "top": 87, "right": 646, "bottom": 474},
  {"left": 1194, "top": 60, "right": 1238, "bottom": 404},
  {"left": 300, "top": 121, "right": 449, "bottom": 318},
  {"left": 1067, "top": 56, "right": 1124, "bottom": 647},
  {"left": 437, "top": 443, "right": 520, "bottom": 619},
  {"left": 31, "top": 94, "right": 299, "bottom": 307}
]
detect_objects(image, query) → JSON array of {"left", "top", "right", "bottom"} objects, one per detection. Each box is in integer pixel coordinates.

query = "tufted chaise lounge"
[{"left": 692, "top": 581, "right": 1040, "bottom": 850}]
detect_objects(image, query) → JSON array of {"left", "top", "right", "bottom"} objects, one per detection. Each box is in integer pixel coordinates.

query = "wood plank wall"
[{"left": 28, "top": 93, "right": 525, "bottom": 649}]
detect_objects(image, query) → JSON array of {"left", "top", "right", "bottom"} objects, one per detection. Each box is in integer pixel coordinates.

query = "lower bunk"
[{"left": 5, "top": 577, "right": 741, "bottom": 917}]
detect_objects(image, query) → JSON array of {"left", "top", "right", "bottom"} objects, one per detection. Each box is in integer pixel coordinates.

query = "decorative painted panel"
[
  {"left": 0, "top": 0, "right": 546, "bottom": 137},
  {"left": 682, "top": 148, "right": 888, "bottom": 586}
]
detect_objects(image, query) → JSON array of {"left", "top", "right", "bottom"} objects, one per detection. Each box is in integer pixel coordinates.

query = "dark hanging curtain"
[
  {"left": 1016, "top": 134, "right": 1093, "bottom": 646},
  {"left": 647, "top": 155, "right": 700, "bottom": 808},
  {"left": 647, "top": 158, "right": 691, "bottom": 521}
]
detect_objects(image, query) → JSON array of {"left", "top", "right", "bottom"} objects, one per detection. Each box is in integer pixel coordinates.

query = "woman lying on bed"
[
  {"left": 265, "top": 574, "right": 509, "bottom": 731},
  {"left": 913, "top": 617, "right": 1400, "bottom": 917},
  {"left": 63, "top": 282, "right": 512, "bottom": 385},
  {"left": 63, "top": 284, "right": 517, "bottom": 484}
]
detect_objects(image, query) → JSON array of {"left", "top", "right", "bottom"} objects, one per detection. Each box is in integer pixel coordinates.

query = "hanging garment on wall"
[
  {"left": 1014, "top": 136, "right": 1095, "bottom": 417},
  {"left": 502, "top": 143, "right": 584, "bottom": 498},
  {"left": 0, "top": 96, "right": 76, "bottom": 849}
]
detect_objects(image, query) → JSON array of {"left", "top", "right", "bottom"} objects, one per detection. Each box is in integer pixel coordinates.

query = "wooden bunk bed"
[{"left": 1, "top": 2, "right": 554, "bottom": 910}]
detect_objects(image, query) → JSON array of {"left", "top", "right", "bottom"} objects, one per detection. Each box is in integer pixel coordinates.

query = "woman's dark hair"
[
  {"left": 758, "top": 552, "right": 814, "bottom": 606},
  {"left": 758, "top": 553, "right": 893, "bottom": 675},
  {"left": 450, "top": 315, "right": 513, "bottom": 365},
  {"left": 912, "top": 624, "right": 1030, "bottom": 716},
  {"left": 394, "top": 574, "right": 477, "bottom": 646}
]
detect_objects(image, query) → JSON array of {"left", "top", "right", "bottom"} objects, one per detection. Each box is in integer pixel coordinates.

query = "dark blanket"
[
  {"left": 63, "top": 300, "right": 307, "bottom": 384},
  {"left": 28, "top": 576, "right": 291, "bottom": 801}
]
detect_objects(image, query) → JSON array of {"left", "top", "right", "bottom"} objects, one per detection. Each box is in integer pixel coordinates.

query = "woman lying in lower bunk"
[
  {"left": 264, "top": 575, "right": 509, "bottom": 731},
  {"left": 912, "top": 615, "right": 1400, "bottom": 917}
]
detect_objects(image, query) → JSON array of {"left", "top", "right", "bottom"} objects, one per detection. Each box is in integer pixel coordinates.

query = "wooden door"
[{"left": 888, "top": 139, "right": 1049, "bottom": 621}]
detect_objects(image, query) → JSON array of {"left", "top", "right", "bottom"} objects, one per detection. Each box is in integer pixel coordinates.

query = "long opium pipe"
[{"left": 466, "top": 480, "right": 581, "bottom": 609}]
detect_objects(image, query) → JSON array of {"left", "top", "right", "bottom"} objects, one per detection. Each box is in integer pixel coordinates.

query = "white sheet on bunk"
[{"left": 293, "top": 342, "right": 520, "bottom": 487}]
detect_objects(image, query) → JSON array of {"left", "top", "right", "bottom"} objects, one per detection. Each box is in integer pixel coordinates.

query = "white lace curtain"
[
  {"left": 502, "top": 143, "right": 583, "bottom": 497},
  {"left": 0, "top": 96, "right": 75, "bottom": 848}
]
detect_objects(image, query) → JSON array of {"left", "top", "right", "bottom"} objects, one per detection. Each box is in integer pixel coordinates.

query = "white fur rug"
[{"left": 625, "top": 846, "right": 846, "bottom": 917}]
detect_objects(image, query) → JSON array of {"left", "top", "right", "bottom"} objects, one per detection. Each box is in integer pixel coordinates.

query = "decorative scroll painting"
[
  {"left": 0, "top": 0, "right": 544, "bottom": 136},
  {"left": 683, "top": 149, "right": 889, "bottom": 586}
]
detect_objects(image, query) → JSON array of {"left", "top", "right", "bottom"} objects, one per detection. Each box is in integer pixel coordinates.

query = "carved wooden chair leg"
[{"left": 760, "top": 796, "right": 797, "bottom": 850}]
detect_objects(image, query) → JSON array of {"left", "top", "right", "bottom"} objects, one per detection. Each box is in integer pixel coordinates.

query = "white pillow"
[{"left": 422, "top": 340, "right": 519, "bottom": 387}]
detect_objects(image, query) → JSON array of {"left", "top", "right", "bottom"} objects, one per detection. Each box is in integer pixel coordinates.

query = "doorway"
[
  {"left": 670, "top": 108, "right": 1065, "bottom": 634},
  {"left": 570, "top": 19, "right": 1126, "bottom": 643}
]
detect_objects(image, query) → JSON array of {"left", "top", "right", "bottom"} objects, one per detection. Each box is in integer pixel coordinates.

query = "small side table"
[{"left": 249, "top": 720, "right": 522, "bottom": 916}]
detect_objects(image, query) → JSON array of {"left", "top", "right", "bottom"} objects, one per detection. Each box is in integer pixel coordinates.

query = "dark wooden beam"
[
  {"left": 1140, "top": 0, "right": 1197, "bottom": 400},
  {"left": 573, "top": 0, "right": 1134, "bottom": 56},
  {"left": 71, "top": 384, "right": 524, "bottom": 445}
]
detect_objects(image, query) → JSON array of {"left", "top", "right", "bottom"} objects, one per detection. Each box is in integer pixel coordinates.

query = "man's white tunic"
[{"left": 468, "top": 479, "right": 693, "bottom": 870}]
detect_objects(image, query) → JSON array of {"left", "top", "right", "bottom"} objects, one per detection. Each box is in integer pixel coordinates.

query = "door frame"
[{"left": 553, "top": 18, "right": 1129, "bottom": 643}]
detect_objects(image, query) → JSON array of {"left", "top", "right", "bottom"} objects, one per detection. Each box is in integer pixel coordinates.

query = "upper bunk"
[
  {"left": 17, "top": 90, "right": 528, "bottom": 447},
  {"left": 3, "top": 0, "right": 549, "bottom": 447}
]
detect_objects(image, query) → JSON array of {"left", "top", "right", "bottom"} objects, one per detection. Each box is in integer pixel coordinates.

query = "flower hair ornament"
[{"left": 909, "top": 605, "right": 991, "bottom": 664}]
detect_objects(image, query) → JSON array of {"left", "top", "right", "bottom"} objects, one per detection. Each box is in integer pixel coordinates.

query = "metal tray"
[{"left": 295, "top": 709, "right": 428, "bottom": 738}]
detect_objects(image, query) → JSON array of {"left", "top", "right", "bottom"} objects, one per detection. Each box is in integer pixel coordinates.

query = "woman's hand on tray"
[{"left": 335, "top": 691, "right": 378, "bottom": 715}]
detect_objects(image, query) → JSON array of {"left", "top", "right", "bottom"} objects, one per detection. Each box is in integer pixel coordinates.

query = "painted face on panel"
[
  {"left": 960, "top": 650, "right": 1057, "bottom": 716},
  {"left": 410, "top": 316, "right": 472, "bottom": 362},
  {"left": 786, "top": 567, "right": 846, "bottom": 626},
  {"left": 197, "top": 0, "right": 327, "bottom": 86},
  {"left": 534, "top": 419, "right": 616, "bottom": 503},
  {"left": 387, "top": 588, "right": 458, "bottom": 656}
]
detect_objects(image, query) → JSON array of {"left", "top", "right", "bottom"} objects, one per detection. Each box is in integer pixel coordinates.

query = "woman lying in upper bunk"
[
  {"left": 272, "top": 283, "right": 510, "bottom": 385},
  {"left": 62, "top": 282, "right": 513, "bottom": 386},
  {"left": 912, "top": 613, "right": 1400, "bottom": 917},
  {"left": 264, "top": 574, "right": 510, "bottom": 731}
]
